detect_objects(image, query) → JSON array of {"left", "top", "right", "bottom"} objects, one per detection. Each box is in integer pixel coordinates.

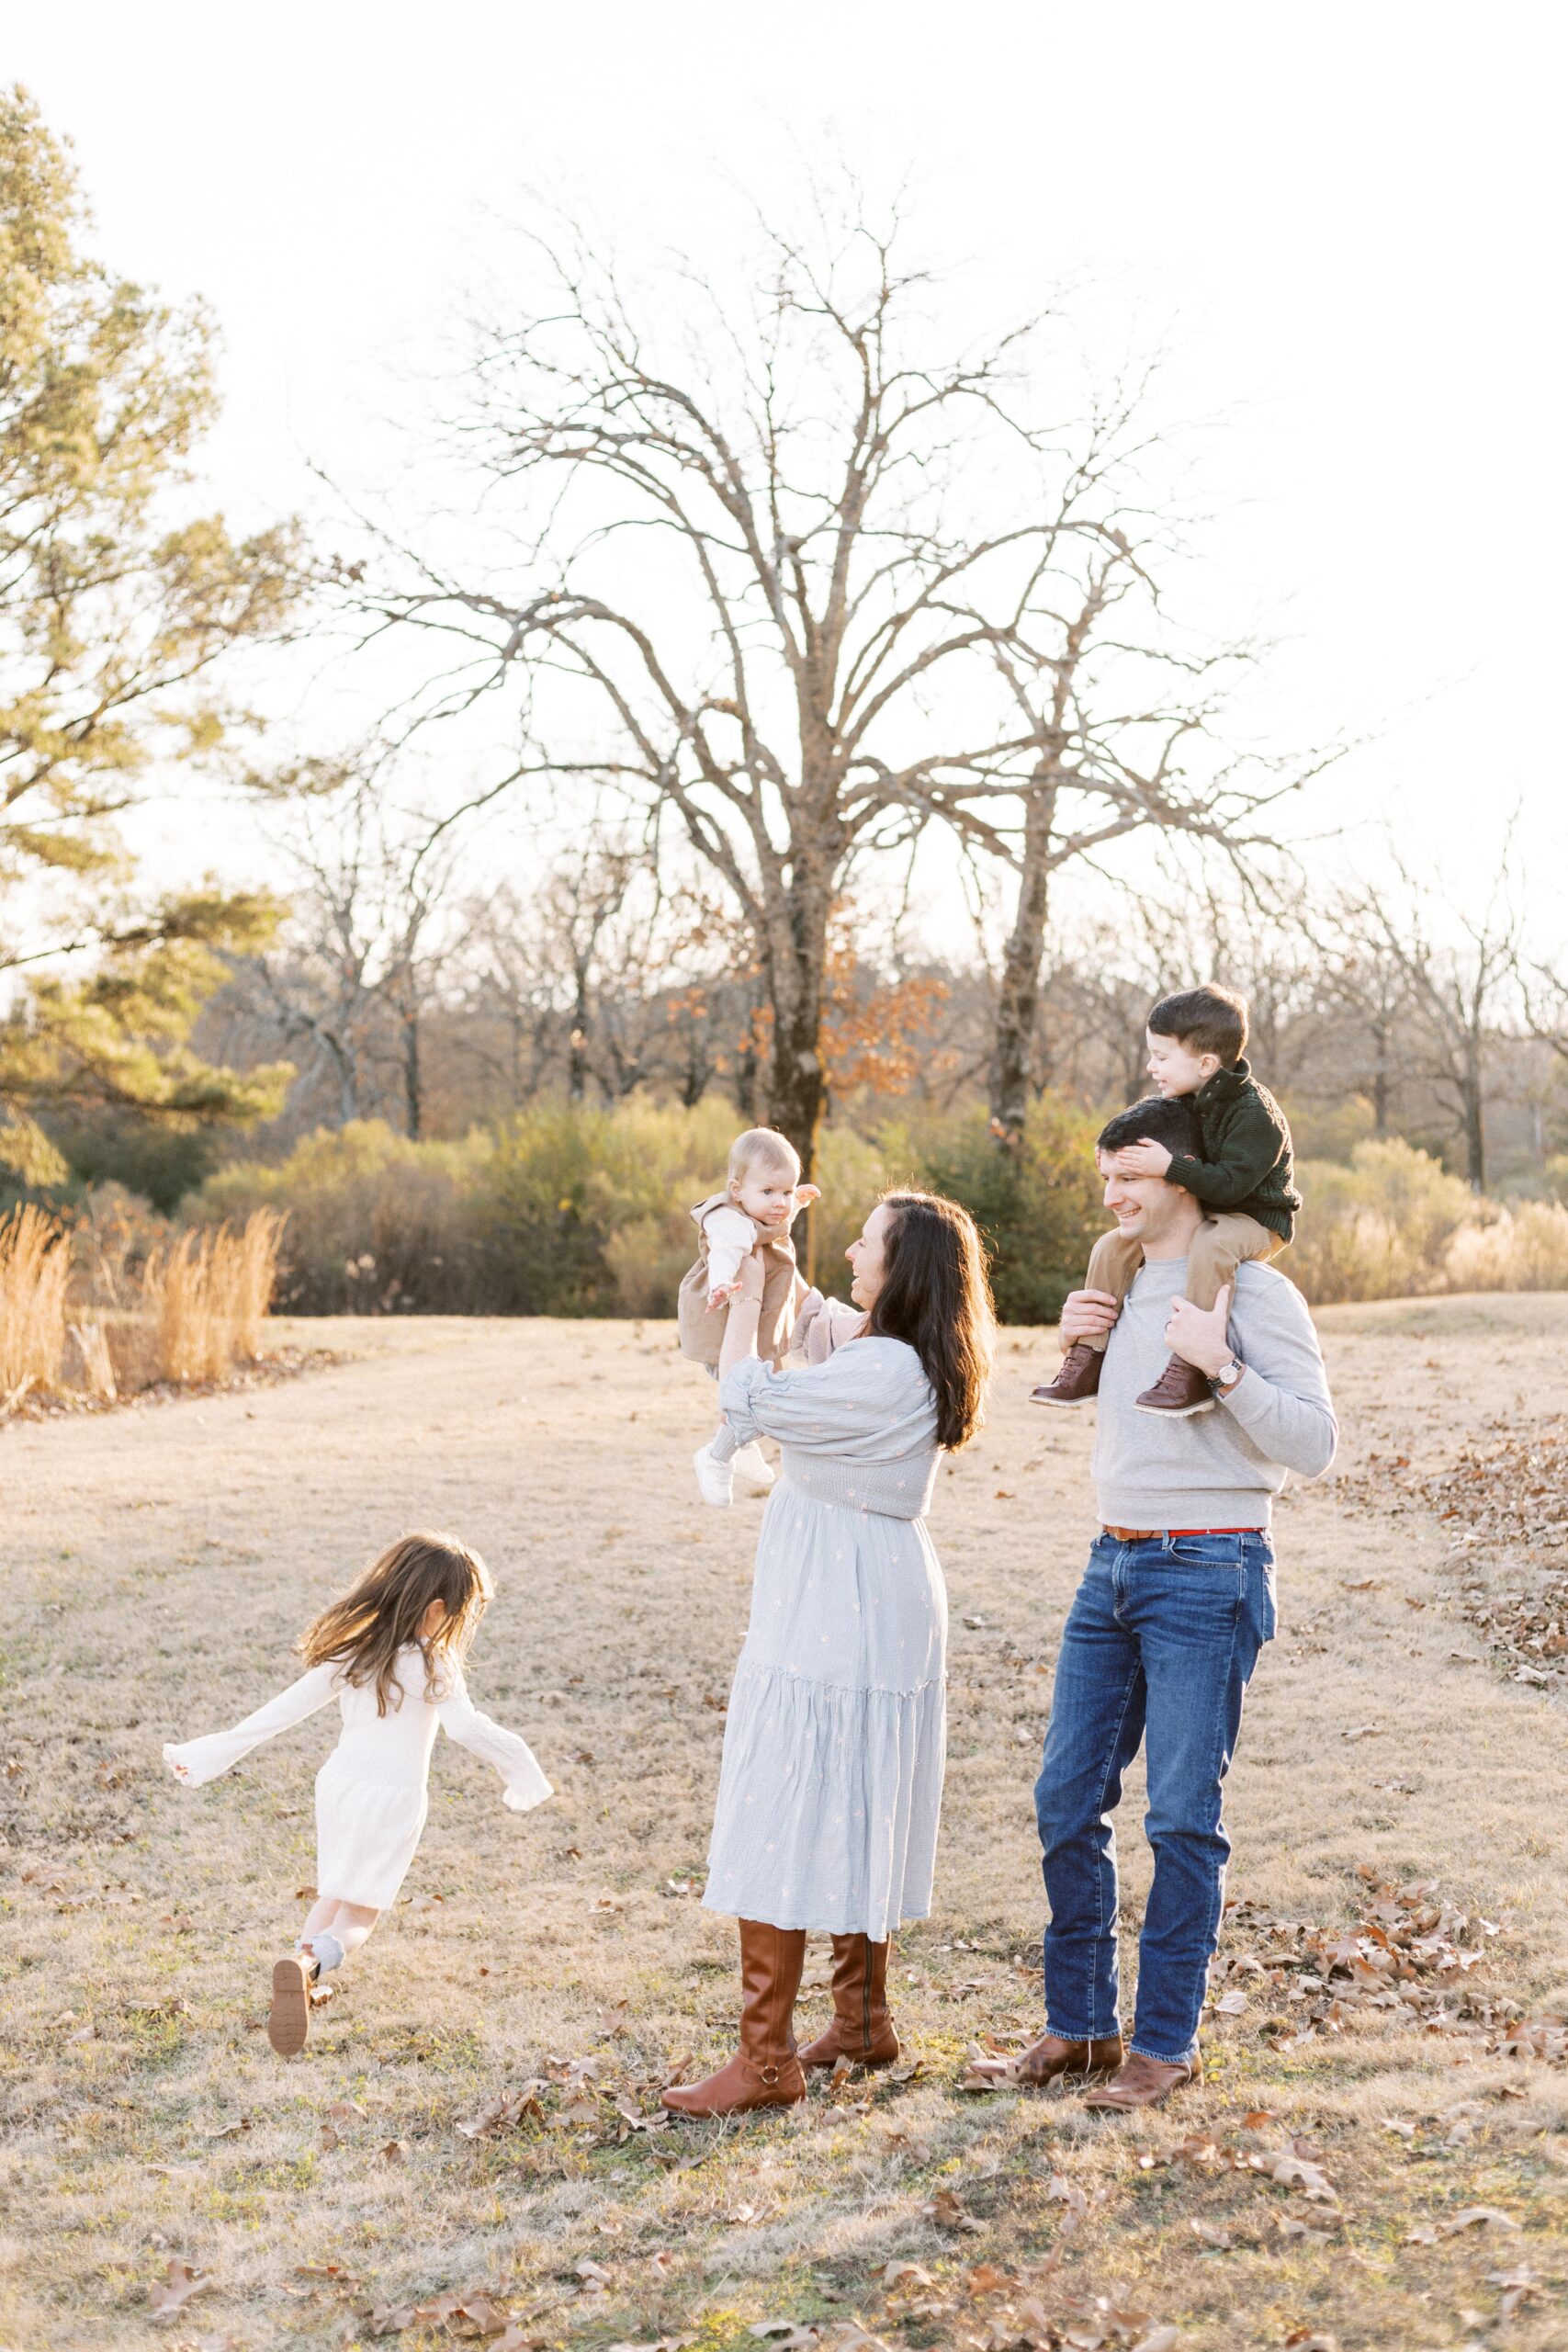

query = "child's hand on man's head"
[
  {"left": 1115, "top": 1138, "right": 1174, "bottom": 1179},
  {"left": 793, "top": 1183, "right": 821, "bottom": 1212}
]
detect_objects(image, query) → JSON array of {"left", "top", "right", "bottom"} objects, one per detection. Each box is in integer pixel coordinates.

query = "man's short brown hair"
[{"left": 1147, "top": 984, "right": 1248, "bottom": 1068}]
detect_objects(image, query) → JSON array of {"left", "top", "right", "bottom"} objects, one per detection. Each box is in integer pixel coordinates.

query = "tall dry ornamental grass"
[
  {"left": 0, "top": 1204, "right": 70, "bottom": 1404},
  {"left": 143, "top": 1209, "right": 285, "bottom": 1385}
]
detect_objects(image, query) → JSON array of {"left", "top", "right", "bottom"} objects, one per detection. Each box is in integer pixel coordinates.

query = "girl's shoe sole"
[{"left": 268, "top": 1956, "right": 312, "bottom": 2055}]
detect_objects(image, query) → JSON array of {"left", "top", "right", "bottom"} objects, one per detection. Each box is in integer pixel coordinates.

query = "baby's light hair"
[{"left": 727, "top": 1125, "right": 801, "bottom": 1190}]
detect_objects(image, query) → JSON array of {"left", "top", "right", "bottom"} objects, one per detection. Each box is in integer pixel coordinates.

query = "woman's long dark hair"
[{"left": 867, "top": 1190, "right": 994, "bottom": 1450}]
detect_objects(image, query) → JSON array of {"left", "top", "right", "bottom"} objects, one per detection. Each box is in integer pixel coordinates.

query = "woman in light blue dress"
[{"left": 664, "top": 1189, "right": 994, "bottom": 2118}]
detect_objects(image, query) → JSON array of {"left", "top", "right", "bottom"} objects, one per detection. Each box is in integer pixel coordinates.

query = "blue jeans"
[{"left": 1034, "top": 1531, "right": 1277, "bottom": 2064}]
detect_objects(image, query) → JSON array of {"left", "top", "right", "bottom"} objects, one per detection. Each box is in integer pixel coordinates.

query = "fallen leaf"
[
  {"left": 1276, "top": 2217, "right": 1332, "bottom": 2245},
  {"left": 1485, "top": 2266, "right": 1537, "bottom": 2319},
  {"left": 1439, "top": 2205, "right": 1521, "bottom": 2235},
  {"left": 554, "top": 2096, "right": 602, "bottom": 2129},
  {"left": 148, "top": 2258, "right": 211, "bottom": 2314},
  {"left": 1190, "top": 2219, "right": 1233, "bottom": 2248},
  {"left": 204, "top": 2116, "right": 252, "bottom": 2141},
  {"left": 378, "top": 2138, "right": 409, "bottom": 2165},
  {"left": 1249, "top": 2146, "right": 1338, "bottom": 2203},
  {"left": 1131, "top": 2332, "right": 1179, "bottom": 2352},
  {"left": 921, "top": 2187, "right": 984, "bottom": 2232}
]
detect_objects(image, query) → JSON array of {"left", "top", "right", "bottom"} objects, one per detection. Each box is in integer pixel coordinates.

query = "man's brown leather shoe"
[
  {"left": 1031, "top": 1343, "right": 1104, "bottom": 1407},
  {"left": 972, "top": 2030, "right": 1123, "bottom": 2087},
  {"left": 1134, "top": 1354, "right": 1215, "bottom": 1417},
  {"left": 1083, "top": 2049, "right": 1202, "bottom": 2110}
]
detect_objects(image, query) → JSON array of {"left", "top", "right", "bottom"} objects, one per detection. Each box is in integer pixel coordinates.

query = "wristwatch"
[{"left": 1212, "top": 1357, "right": 1245, "bottom": 1396}]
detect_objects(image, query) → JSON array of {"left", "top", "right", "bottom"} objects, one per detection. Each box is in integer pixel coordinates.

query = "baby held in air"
[{"left": 679, "top": 1125, "right": 818, "bottom": 1508}]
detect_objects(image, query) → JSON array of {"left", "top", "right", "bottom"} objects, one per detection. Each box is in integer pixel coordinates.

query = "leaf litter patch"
[
  {"left": 1338, "top": 1413, "right": 1568, "bottom": 1690},
  {"left": 1211, "top": 1865, "right": 1566, "bottom": 2061}
]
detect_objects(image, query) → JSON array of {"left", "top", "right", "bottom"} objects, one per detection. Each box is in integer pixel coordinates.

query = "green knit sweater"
[{"left": 1165, "top": 1059, "right": 1302, "bottom": 1243}]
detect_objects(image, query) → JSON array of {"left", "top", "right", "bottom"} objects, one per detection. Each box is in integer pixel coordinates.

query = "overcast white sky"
[{"left": 13, "top": 1, "right": 1567, "bottom": 941}]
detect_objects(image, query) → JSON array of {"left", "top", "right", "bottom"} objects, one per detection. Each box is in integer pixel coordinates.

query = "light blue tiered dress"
[{"left": 703, "top": 1337, "right": 946, "bottom": 1939}]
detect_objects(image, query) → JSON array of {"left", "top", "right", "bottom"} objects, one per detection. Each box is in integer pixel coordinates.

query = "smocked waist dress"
[
  {"left": 164, "top": 1648, "right": 551, "bottom": 1910},
  {"left": 702, "top": 1336, "right": 946, "bottom": 1939}
]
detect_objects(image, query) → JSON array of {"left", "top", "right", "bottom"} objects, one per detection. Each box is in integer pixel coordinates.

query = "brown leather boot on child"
[
  {"left": 1031, "top": 1342, "right": 1104, "bottom": 1406},
  {"left": 661, "top": 1920, "right": 807, "bottom": 2117},
  {"left": 798, "top": 1934, "right": 899, "bottom": 2070},
  {"left": 1134, "top": 1355, "right": 1215, "bottom": 1416}
]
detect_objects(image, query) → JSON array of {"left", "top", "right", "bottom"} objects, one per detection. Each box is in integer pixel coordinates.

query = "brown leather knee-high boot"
[
  {"left": 798, "top": 1933, "right": 899, "bottom": 2070},
  {"left": 661, "top": 1919, "right": 807, "bottom": 2117}
]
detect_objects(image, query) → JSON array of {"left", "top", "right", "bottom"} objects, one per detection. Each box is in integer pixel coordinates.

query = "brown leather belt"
[{"left": 1102, "top": 1524, "right": 1259, "bottom": 1542}]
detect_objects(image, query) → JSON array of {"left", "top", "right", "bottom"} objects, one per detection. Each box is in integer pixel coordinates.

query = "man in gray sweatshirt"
[{"left": 1010, "top": 1091, "right": 1337, "bottom": 2112}]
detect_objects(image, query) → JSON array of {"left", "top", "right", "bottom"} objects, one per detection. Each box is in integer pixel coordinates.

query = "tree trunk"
[
  {"left": 404, "top": 997, "right": 423, "bottom": 1133},
  {"left": 1463, "top": 1038, "right": 1486, "bottom": 1191},
  {"left": 762, "top": 887, "right": 830, "bottom": 1182},
  {"left": 989, "top": 786, "right": 1057, "bottom": 1144},
  {"left": 1370, "top": 1016, "right": 1391, "bottom": 1134},
  {"left": 568, "top": 958, "right": 591, "bottom": 1101}
]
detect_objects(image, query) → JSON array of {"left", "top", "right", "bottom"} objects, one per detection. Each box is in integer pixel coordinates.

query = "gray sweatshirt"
[{"left": 1092, "top": 1256, "right": 1337, "bottom": 1532}]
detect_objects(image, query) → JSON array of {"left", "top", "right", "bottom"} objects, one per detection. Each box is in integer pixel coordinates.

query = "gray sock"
[
  {"left": 304, "top": 1930, "right": 345, "bottom": 1973},
  {"left": 709, "top": 1424, "right": 740, "bottom": 1463}
]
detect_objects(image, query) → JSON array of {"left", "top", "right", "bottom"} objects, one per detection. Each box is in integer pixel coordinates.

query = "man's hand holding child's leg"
[{"left": 1031, "top": 1289, "right": 1122, "bottom": 1408}]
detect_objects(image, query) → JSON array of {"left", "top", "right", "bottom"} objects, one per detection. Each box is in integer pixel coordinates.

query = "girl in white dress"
[{"left": 164, "top": 1531, "right": 551, "bottom": 2054}]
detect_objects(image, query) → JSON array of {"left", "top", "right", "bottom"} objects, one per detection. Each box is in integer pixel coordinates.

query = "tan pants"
[{"left": 1081, "top": 1212, "right": 1281, "bottom": 1352}]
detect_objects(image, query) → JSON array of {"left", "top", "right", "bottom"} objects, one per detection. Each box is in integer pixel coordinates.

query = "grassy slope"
[{"left": 1, "top": 1301, "right": 1565, "bottom": 2350}]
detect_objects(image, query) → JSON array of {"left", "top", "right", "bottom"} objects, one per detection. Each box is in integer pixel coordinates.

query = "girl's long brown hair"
[
  {"left": 300, "top": 1532, "right": 492, "bottom": 1713},
  {"left": 867, "top": 1190, "right": 994, "bottom": 1450}
]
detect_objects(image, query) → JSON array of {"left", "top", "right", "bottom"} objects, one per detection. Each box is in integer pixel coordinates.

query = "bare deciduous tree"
[
  {"left": 355, "top": 193, "right": 1314, "bottom": 1172},
  {"left": 224, "top": 780, "right": 465, "bottom": 1138},
  {"left": 1333, "top": 860, "right": 1522, "bottom": 1190}
]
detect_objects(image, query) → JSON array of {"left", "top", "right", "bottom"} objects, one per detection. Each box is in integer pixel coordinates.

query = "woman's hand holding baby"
[{"left": 735, "top": 1249, "right": 768, "bottom": 1306}]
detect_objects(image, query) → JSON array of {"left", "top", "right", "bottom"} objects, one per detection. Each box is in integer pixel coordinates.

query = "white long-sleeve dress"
[
  {"left": 703, "top": 1337, "right": 946, "bottom": 1940},
  {"left": 164, "top": 1648, "right": 551, "bottom": 1909}
]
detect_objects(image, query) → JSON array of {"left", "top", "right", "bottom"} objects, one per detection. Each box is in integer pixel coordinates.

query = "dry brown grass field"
[{"left": 3, "top": 1300, "right": 1566, "bottom": 2352}]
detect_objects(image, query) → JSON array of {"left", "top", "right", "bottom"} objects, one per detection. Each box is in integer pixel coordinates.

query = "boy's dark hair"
[
  {"left": 1148, "top": 983, "right": 1248, "bottom": 1067},
  {"left": 1097, "top": 1094, "right": 1202, "bottom": 1162}
]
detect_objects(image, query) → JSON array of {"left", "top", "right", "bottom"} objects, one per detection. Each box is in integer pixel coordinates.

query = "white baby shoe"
[
  {"left": 730, "top": 1442, "right": 774, "bottom": 1492},
  {"left": 693, "top": 1442, "right": 734, "bottom": 1508}
]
